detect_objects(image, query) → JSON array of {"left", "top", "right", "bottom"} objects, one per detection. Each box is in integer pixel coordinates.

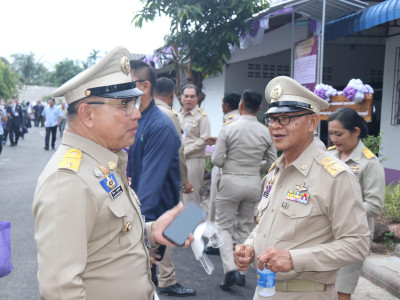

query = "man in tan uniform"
[
  {"left": 152, "top": 77, "right": 196, "bottom": 296},
  {"left": 204, "top": 91, "right": 241, "bottom": 225},
  {"left": 33, "top": 46, "right": 190, "bottom": 300},
  {"left": 178, "top": 84, "right": 211, "bottom": 204},
  {"left": 212, "top": 89, "right": 277, "bottom": 290},
  {"left": 154, "top": 77, "right": 193, "bottom": 195},
  {"left": 233, "top": 76, "right": 370, "bottom": 299}
]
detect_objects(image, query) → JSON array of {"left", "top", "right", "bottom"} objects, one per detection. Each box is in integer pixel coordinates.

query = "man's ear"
[
  {"left": 77, "top": 103, "right": 95, "bottom": 128},
  {"left": 309, "top": 113, "right": 320, "bottom": 133}
]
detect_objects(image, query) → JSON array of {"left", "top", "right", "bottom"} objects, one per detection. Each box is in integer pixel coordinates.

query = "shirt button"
[
  {"left": 271, "top": 209, "right": 275, "bottom": 213},
  {"left": 264, "top": 234, "right": 267, "bottom": 238}
]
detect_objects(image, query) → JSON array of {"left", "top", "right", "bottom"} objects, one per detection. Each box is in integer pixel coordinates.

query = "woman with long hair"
[{"left": 328, "top": 107, "right": 385, "bottom": 300}]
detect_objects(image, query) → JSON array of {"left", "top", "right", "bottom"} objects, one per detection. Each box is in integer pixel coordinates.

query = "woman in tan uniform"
[{"left": 328, "top": 107, "right": 385, "bottom": 300}]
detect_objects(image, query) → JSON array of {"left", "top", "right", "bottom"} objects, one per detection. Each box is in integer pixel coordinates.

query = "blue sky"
[{"left": 0, "top": 0, "right": 170, "bottom": 68}]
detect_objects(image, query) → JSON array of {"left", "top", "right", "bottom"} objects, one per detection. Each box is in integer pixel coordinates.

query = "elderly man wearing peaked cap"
[
  {"left": 33, "top": 46, "right": 191, "bottom": 300},
  {"left": 234, "top": 76, "right": 370, "bottom": 299}
]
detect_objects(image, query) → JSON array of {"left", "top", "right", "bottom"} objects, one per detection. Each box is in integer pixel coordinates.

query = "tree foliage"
[
  {"left": 51, "top": 59, "right": 83, "bottom": 87},
  {"left": 133, "top": 0, "right": 269, "bottom": 102},
  {"left": 11, "top": 52, "right": 50, "bottom": 86},
  {"left": 0, "top": 58, "right": 17, "bottom": 99}
]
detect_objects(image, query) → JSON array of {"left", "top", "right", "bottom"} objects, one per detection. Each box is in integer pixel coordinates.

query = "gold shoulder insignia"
[
  {"left": 321, "top": 157, "right": 345, "bottom": 177},
  {"left": 327, "top": 145, "right": 336, "bottom": 151},
  {"left": 171, "top": 107, "right": 178, "bottom": 115},
  {"left": 223, "top": 120, "right": 232, "bottom": 126},
  {"left": 362, "top": 147, "right": 375, "bottom": 159},
  {"left": 199, "top": 108, "right": 207, "bottom": 116},
  {"left": 228, "top": 113, "right": 234, "bottom": 119},
  {"left": 58, "top": 148, "right": 82, "bottom": 173},
  {"left": 268, "top": 160, "right": 277, "bottom": 173}
]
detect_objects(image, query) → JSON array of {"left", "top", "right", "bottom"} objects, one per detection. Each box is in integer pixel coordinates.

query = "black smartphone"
[{"left": 163, "top": 202, "right": 207, "bottom": 246}]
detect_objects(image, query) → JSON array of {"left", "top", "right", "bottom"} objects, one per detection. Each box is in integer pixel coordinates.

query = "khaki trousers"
[
  {"left": 182, "top": 157, "right": 206, "bottom": 205},
  {"left": 216, "top": 174, "right": 261, "bottom": 274},
  {"left": 158, "top": 246, "right": 177, "bottom": 288}
]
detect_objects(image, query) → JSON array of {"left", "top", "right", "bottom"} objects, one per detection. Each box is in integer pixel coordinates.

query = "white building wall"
[
  {"left": 380, "top": 33, "right": 400, "bottom": 173},
  {"left": 172, "top": 73, "right": 225, "bottom": 137}
]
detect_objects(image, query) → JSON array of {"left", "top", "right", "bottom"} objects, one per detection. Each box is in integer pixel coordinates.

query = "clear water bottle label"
[{"left": 257, "top": 271, "right": 275, "bottom": 288}]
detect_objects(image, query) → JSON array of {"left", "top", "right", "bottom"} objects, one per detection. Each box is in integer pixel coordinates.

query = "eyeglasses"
[
  {"left": 264, "top": 112, "right": 314, "bottom": 126},
  {"left": 87, "top": 96, "right": 141, "bottom": 116}
]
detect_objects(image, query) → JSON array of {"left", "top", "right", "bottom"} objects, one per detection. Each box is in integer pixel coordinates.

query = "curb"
[{"left": 362, "top": 259, "right": 400, "bottom": 298}]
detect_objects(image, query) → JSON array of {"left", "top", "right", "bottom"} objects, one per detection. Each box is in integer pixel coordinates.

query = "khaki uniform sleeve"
[
  {"left": 360, "top": 158, "right": 385, "bottom": 217},
  {"left": 179, "top": 145, "right": 189, "bottom": 185},
  {"left": 211, "top": 127, "right": 227, "bottom": 168},
  {"left": 289, "top": 171, "right": 370, "bottom": 272},
  {"left": 184, "top": 115, "right": 211, "bottom": 157},
  {"left": 33, "top": 172, "right": 98, "bottom": 300}
]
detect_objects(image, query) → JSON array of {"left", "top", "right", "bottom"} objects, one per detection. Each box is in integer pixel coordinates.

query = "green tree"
[
  {"left": 51, "top": 59, "right": 83, "bottom": 87},
  {"left": 0, "top": 58, "right": 17, "bottom": 99},
  {"left": 10, "top": 52, "right": 50, "bottom": 85},
  {"left": 133, "top": 0, "right": 269, "bottom": 103},
  {"left": 83, "top": 49, "right": 101, "bottom": 69}
]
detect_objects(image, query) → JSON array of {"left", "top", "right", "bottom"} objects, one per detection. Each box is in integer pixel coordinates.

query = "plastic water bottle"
[{"left": 256, "top": 264, "right": 275, "bottom": 297}]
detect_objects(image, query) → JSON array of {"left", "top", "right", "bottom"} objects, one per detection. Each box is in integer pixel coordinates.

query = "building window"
[
  {"left": 249, "top": 64, "right": 289, "bottom": 80},
  {"left": 391, "top": 47, "right": 400, "bottom": 125},
  {"left": 323, "top": 67, "right": 333, "bottom": 83},
  {"left": 370, "top": 69, "right": 383, "bottom": 84}
]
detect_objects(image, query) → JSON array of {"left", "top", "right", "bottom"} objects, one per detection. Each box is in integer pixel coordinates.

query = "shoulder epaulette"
[
  {"left": 327, "top": 145, "right": 336, "bottom": 151},
  {"left": 223, "top": 120, "right": 232, "bottom": 126},
  {"left": 171, "top": 107, "right": 178, "bottom": 115},
  {"left": 58, "top": 148, "right": 82, "bottom": 173},
  {"left": 228, "top": 113, "right": 234, "bottom": 120},
  {"left": 362, "top": 147, "right": 375, "bottom": 159},
  {"left": 199, "top": 108, "right": 207, "bottom": 116},
  {"left": 321, "top": 157, "right": 345, "bottom": 177}
]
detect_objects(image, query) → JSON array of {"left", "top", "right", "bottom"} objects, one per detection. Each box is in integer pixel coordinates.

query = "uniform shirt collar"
[
  {"left": 155, "top": 99, "right": 171, "bottom": 109},
  {"left": 188, "top": 104, "right": 199, "bottom": 116},
  {"left": 277, "top": 141, "right": 319, "bottom": 176},
  {"left": 62, "top": 131, "right": 126, "bottom": 166},
  {"left": 239, "top": 115, "right": 256, "bottom": 121},
  {"left": 345, "top": 139, "right": 364, "bottom": 164}
]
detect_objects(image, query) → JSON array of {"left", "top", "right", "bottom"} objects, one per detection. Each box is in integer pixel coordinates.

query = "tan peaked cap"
[
  {"left": 264, "top": 76, "right": 328, "bottom": 116},
  {"left": 52, "top": 46, "right": 142, "bottom": 104}
]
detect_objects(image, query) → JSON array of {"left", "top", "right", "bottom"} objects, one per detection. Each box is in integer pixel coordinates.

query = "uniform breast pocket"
[
  {"left": 107, "top": 197, "right": 141, "bottom": 250},
  {"left": 274, "top": 202, "right": 313, "bottom": 242}
]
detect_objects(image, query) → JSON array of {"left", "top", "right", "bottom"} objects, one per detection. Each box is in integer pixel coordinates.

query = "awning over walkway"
[{"left": 325, "top": 0, "right": 400, "bottom": 41}]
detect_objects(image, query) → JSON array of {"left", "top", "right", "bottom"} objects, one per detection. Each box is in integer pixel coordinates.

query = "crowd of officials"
[
  {"left": 25, "top": 46, "right": 385, "bottom": 300},
  {"left": 0, "top": 97, "right": 68, "bottom": 155}
]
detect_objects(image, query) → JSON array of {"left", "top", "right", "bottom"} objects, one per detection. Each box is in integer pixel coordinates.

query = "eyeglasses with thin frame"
[
  {"left": 87, "top": 96, "right": 141, "bottom": 116},
  {"left": 264, "top": 112, "right": 314, "bottom": 127}
]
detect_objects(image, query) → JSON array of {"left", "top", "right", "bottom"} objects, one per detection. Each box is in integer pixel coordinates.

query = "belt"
[
  {"left": 222, "top": 172, "right": 258, "bottom": 176},
  {"left": 275, "top": 280, "right": 327, "bottom": 292}
]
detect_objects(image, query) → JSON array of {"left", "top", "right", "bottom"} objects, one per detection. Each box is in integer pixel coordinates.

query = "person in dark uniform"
[{"left": 6, "top": 97, "right": 23, "bottom": 146}]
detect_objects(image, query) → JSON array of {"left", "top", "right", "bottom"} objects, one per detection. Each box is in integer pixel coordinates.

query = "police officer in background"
[
  {"left": 204, "top": 91, "right": 241, "bottom": 234},
  {"left": 33, "top": 46, "right": 191, "bottom": 300},
  {"left": 178, "top": 84, "right": 211, "bottom": 205},
  {"left": 212, "top": 89, "right": 277, "bottom": 290},
  {"left": 234, "top": 76, "right": 370, "bottom": 299}
]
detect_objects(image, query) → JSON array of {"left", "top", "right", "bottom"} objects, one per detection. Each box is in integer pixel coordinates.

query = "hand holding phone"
[{"left": 163, "top": 202, "right": 206, "bottom": 246}]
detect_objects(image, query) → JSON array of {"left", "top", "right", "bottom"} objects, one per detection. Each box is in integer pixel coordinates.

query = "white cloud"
[{"left": 0, "top": 0, "right": 170, "bottom": 68}]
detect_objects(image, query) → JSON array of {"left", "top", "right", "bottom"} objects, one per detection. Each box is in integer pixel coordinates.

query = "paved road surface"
[{"left": 0, "top": 126, "right": 396, "bottom": 299}]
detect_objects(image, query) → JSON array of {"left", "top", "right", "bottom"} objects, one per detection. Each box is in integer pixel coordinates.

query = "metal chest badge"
[
  {"left": 285, "top": 182, "right": 310, "bottom": 205},
  {"left": 97, "top": 163, "right": 123, "bottom": 199}
]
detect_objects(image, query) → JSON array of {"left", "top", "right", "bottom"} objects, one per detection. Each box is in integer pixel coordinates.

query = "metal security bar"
[{"left": 391, "top": 47, "right": 400, "bottom": 125}]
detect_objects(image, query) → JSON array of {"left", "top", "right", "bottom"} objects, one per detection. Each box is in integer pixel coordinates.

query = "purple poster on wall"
[{"left": 293, "top": 36, "right": 318, "bottom": 92}]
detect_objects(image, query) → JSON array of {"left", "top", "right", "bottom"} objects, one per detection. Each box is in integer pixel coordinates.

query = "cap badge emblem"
[
  {"left": 271, "top": 83, "right": 282, "bottom": 101},
  {"left": 120, "top": 52, "right": 130, "bottom": 75}
]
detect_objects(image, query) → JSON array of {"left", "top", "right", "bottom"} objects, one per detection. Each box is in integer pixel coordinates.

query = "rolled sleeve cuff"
[{"left": 145, "top": 222, "right": 160, "bottom": 249}]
